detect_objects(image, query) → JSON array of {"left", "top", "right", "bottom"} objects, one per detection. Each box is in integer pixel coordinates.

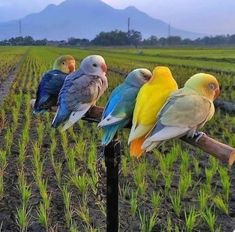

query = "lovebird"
[
  {"left": 98, "top": 68, "right": 152, "bottom": 145},
  {"left": 128, "top": 66, "right": 178, "bottom": 158},
  {"left": 33, "top": 55, "right": 76, "bottom": 114},
  {"left": 52, "top": 55, "right": 108, "bottom": 131},
  {"left": 142, "top": 73, "right": 220, "bottom": 151}
]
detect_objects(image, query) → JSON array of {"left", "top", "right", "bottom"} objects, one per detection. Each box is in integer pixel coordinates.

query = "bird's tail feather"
[
  {"left": 62, "top": 105, "right": 91, "bottom": 131},
  {"left": 52, "top": 107, "right": 65, "bottom": 128},
  {"left": 101, "top": 125, "right": 119, "bottom": 145},
  {"left": 130, "top": 136, "right": 145, "bottom": 158}
]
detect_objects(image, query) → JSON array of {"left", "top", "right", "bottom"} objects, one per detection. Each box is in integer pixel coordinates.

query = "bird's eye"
[
  {"left": 208, "top": 83, "right": 216, "bottom": 90},
  {"left": 93, "top": 63, "right": 98, "bottom": 67},
  {"left": 62, "top": 62, "right": 65, "bottom": 65}
]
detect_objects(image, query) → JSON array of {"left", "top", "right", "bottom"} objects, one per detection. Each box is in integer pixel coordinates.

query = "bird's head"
[
  {"left": 125, "top": 68, "right": 152, "bottom": 87},
  {"left": 80, "top": 55, "right": 107, "bottom": 77},
  {"left": 53, "top": 55, "right": 76, "bottom": 74},
  {"left": 185, "top": 73, "right": 220, "bottom": 101}
]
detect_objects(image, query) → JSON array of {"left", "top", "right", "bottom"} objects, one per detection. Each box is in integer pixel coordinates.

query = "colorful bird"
[
  {"left": 98, "top": 68, "right": 152, "bottom": 145},
  {"left": 142, "top": 73, "right": 220, "bottom": 152},
  {"left": 52, "top": 55, "right": 108, "bottom": 131},
  {"left": 33, "top": 55, "right": 76, "bottom": 114},
  {"left": 128, "top": 66, "right": 178, "bottom": 158}
]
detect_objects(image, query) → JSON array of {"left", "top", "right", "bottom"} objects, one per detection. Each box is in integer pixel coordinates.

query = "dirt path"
[{"left": 0, "top": 50, "right": 28, "bottom": 105}]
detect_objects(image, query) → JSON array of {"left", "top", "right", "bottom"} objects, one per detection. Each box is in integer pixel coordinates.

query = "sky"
[{"left": 0, "top": 0, "right": 234, "bottom": 35}]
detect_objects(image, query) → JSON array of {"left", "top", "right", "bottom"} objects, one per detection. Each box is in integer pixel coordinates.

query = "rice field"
[{"left": 0, "top": 46, "right": 234, "bottom": 231}]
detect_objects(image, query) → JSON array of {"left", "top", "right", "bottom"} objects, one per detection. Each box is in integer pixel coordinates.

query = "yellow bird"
[{"left": 128, "top": 66, "right": 178, "bottom": 158}]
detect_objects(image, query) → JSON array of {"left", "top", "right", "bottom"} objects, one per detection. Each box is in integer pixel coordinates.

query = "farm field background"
[{"left": 0, "top": 46, "right": 234, "bottom": 231}]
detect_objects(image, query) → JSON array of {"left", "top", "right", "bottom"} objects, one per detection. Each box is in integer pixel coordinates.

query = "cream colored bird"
[
  {"left": 128, "top": 66, "right": 178, "bottom": 158},
  {"left": 142, "top": 73, "right": 220, "bottom": 152}
]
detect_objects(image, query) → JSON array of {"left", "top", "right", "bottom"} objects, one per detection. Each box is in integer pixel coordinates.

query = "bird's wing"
[
  {"left": 99, "top": 85, "right": 137, "bottom": 127},
  {"left": 44, "top": 70, "right": 67, "bottom": 95},
  {"left": 61, "top": 74, "right": 107, "bottom": 130},
  {"left": 144, "top": 93, "right": 213, "bottom": 144}
]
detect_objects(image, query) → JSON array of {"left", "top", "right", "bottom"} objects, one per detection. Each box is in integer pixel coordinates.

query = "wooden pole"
[
  {"left": 104, "top": 135, "right": 120, "bottom": 232},
  {"left": 84, "top": 106, "right": 235, "bottom": 166}
]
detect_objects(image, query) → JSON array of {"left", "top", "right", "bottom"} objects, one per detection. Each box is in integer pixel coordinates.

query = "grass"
[{"left": 0, "top": 46, "right": 234, "bottom": 231}]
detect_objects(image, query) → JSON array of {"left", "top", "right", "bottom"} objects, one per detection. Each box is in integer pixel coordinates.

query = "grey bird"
[{"left": 52, "top": 55, "right": 108, "bottom": 131}]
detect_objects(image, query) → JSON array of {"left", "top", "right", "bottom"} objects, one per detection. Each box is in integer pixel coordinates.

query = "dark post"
[{"left": 104, "top": 135, "right": 121, "bottom": 232}]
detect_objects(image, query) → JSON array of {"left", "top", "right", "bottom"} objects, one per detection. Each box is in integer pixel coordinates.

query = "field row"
[{"left": 0, "top": 47, "right": 234, "bottom": 231}]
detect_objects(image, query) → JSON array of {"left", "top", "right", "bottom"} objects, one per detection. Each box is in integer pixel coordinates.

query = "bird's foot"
[{"left": 193, "top": 131, "right": 206, "bottom": 143}]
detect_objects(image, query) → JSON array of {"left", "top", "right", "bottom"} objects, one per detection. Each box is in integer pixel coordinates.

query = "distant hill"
[{"left": 0, "top": 0, "right": 201, "bottom": 40}]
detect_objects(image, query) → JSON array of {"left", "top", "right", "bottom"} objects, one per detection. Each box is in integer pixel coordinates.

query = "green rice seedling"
[
  {"left": 21, "top": 125, "right": 30, "bottom": 145},
  {"left": 0, "top": 149, "right": 7, "bottom": 169},
  {"left": 62, "top": 185, "right": 73, "bottom": 228},
  {"left": 212, "top": 195, "right": 229, "bottom": 215},
  {"left": 18, "top": 141, "right": 26, "bottom": 168},
  {"left": 202, "top": 208, "right": 217, "bottom": 232},
  {"left": 76, "top": 204, "right": 91, "bottom": 226},
  {"left": 51, "top": 158, "right": 62, "bottom": 187},
  {"left": 163, "top": 172, "right": 173, "bottom": 192},
  {"left": 68, "top": 127, "right": 77, "bottom": 142},
  {"left": 87, "top": 143, "right": 96, "bottom": 174},
  {"left": 66, "top": 149, "right": 77, "bottom": 176},
  {"left": 178, "top": 171, "right": 192, "bottom": 198},
  {"left": 70, "top": 173, "right": 90, "bottom": 200},
  {"left": 37, "top": 202, "right": 49, "bottom": 230},
  {"left": 121, "top": 156, "right": 129, "bottom": 177},
  {"left": 148, "top": 168, "right": 159, "bottom": 183},
  {"left": 4, "top": 128, "right": 13, "bottom": 154},
  {"left": 18, "top": 171, "right": 31, "bottom": 207},
  {"left": 16, "top": 206, "right": 31, "bottom": 232},
  {"left": 0, "top": 108, "right": 6, "bottom": 130},
  {"left": 49, "top": 137, "right": 57, "bottom": 158},
  {"left": 170, "top": 191, "right": 181, "bottom": 217},
  {"left": 151, "top": 191, "right": 161, "bottom": 214},
  {"left": 134, "top": 162, "right": 148, "bottom": 197},
  {"left": 205, "top": 168, "right": 214, "bottom": 192},
  {"left": 0, "top": 169, "right": 4, "bottom": 199},
  {"left": 11, "top": 106, "right": 19, "bottom": 130},
  {"left": 139, "top": 210, "right": 157, "bottom": 232},
  {"left": 218, "top": 166, "right": 231, "bottom": 202},
  {"left": 130, "top": 190, "right": 138, "bottom": 217},
  {"left": 0, "top": 149, "right": 7, "bottom": 198},
  {"left": 180, "top": 150, "right": 190, "bottom": 173},
  {"left": 166, "top": 215, "right": 173, "bottom": 232},
  {"left": 37, "top": 123, "right": 45, "bottom": 146},
  {"left": 184, "top": 208, "right": 198, "bottom": 232},
  {"left": 192, "top": 158, "right": 201, "bottom": 176},
  {"left": 198, "top": 187, "right": 209, "bottom": 212},
  {"left": 75, "top": 136, "right": 86, "bottom": 159},
  {"left": 209, "top": 156, "right": 219, "bottom": 175},
  {"left": 60, "top": 130, "right": 68, "bottom": 153},
  {"left": 120, "top": 183, "right": 131, "bottom": 200}
]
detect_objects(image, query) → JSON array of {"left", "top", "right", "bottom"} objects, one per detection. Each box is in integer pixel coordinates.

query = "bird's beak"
[
  {"left": 144, "top": 74, "right": 152, "bottom": 81},
  {"left": 214, "top": 87, "right": 220, "bottom": 100},
  {"left": 68, "top": 61, "right": 76, "bottom": 72},
  {"left": 101, "top": 63, "right": 107, "bottom": 73}
]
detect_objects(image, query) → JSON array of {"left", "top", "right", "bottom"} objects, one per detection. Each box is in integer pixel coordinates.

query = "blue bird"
[
  {"left": 52, "top": 55, "right": 108, "bottom": 131},
  {"left": 98, "top": 68, "right": 152, "bottom": 145},
  {"left": 33, "top": 55, "right": 76, "bottom": 114}
]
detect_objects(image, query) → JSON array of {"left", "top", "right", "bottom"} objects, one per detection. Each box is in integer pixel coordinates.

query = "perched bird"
[
  {"left": 98, "top": 68, "right": 152, "bottom": 145},
  {"left": 52, "top": 55, "right": 108, "bottom": 131},
  {"left": 128, "top": 66, "right": 178, "bottom": 158},
  {"left": 142, "top": 73, "right": 220, "bottom": 151},
  {"left": 33, "top": 55, "right": 76, "bottom": 114}
]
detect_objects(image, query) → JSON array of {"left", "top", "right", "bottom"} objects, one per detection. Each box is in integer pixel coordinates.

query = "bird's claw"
[{"left": 193, "top": 131, "right": 206, "bottom": 143}]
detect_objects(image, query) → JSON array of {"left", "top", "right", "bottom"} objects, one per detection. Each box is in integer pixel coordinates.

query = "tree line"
[{"left": 1, "top": 31, "right": 235, "bottom": 46}]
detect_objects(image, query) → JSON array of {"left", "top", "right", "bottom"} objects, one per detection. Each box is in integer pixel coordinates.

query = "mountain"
[{"left": 0, "top": 0, "right": 201, "bottom": 40}]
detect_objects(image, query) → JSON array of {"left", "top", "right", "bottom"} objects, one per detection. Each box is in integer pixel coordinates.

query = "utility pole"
[{"left": 128, "top": 17, "right": 130, "bottom": 35}]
